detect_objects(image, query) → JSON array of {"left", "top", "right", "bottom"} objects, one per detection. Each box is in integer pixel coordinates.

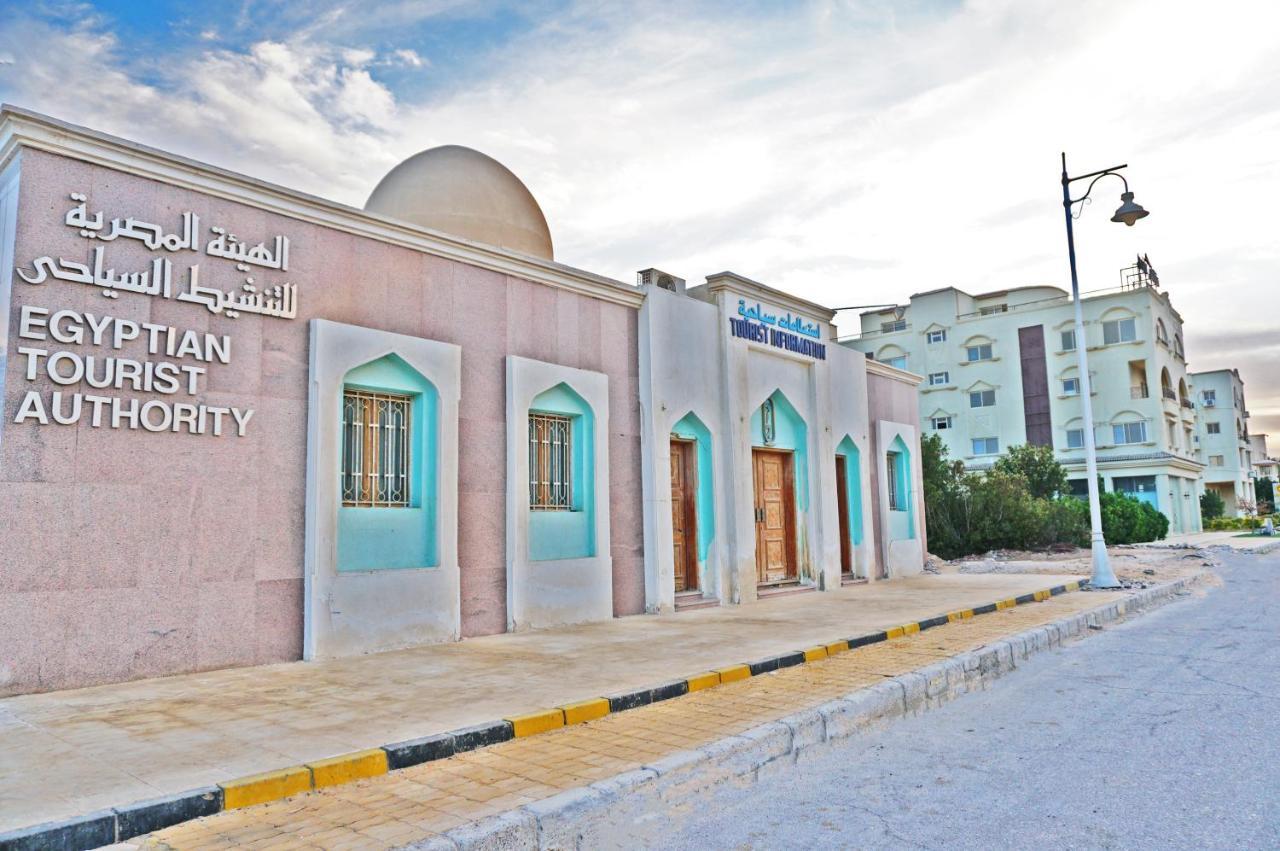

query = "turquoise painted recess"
[
  {"left": 748, "top": 390, "right": 809, "bottom": 511},
  {"left": 671, "top": 411, "right": 716, "bottom": 562},
  {"left": 529, "top": 383, "right": 596, "bottom": 561},
  {"left": 338, "top": 354, "right": 439, "bottom": 571},
  {"left": 836, "top": 435, "right": 864, "bottom": 546},
  {"left": 887, "top": 433, "right": 915, "bottom": 540}
]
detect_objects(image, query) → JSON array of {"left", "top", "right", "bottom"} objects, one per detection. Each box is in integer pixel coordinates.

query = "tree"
[
  {"left": 991, "top": 444, "right": 1069, "bottom": 500},
  {"left": 1255, "top": 477, "right": 1275, "bottom": 514},
  {"left": 1200, "top": 489, "right": 1225, "bottom": 521}
]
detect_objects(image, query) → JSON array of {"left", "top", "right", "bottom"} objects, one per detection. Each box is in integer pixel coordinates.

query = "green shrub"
[
  {"left": 1099, "top": 492, "right": 1168, "bottom": 543},
  {"left": 1200, "top": 490, "right": 1225, "bottom": 521},
  {"left": 991, "top": 444, "right": 1069, "bottom": 500},
  {"left": 920, "top": 435, "right": 1090, "bottom": 558}
]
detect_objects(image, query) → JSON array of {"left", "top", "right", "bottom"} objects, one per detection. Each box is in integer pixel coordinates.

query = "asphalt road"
[{"left": 668, "top": 550, "right": 1280, "bottom": 850}]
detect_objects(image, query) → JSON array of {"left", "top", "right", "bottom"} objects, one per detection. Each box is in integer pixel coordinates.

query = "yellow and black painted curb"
[{"left": 0, "top": 581, "right": 1084, "bottom": 851}]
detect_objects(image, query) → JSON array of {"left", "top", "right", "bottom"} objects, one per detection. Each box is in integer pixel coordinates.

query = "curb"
[
  {"left": 1, "top": 577, "right": 1118, "bottom": 850},
  {"left": 420, "top": 570, "right": 1209, "bottom": 850}
]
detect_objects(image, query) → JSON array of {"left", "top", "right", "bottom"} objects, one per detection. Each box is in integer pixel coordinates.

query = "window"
[
  {"left": 927, "top": 329, "right": 947, "bottom": 344},
  {"left": 972, "top": 437, "right": 999, "bottom": 455},
  {"left": 1060, "top": 329, "right": 1076, "bottom": 351},
  {"left": 1066, "top": 428, "right": 1085, "bottom": 449},
  {"left": 932, "top": 415, "right": 953, "bottom": 430},
  {"left": 1061, "top": 378, "right": 1080, "bottom": 396},
  {"left": 881, "top": 319, "right": 907, "bottom": 333},
  {"left": 966, "top": 343, "right": 993, "bottom": 362},
  {"left": 1173, "top": 335, "right": 1184, "bottom": 358},
  {"left": 928, "top": 371, "right": 950, "bottom": 386},
  {"left": 1209, "top": 455, "right": 1224, "bottom": 467},
  {"left": 1111, "top": 421, "right": 1148, "bottom": 445},
  {"left": 979, "top": 304, "right": 1008, "bottom": 315},
  {"left": 1156, "top": 320, "right": 1168, "bottom": 345},
  {"left": 1102, "top": 317, "right": 1137, "bottom": 344},
  {"left": 1207, "top": 422, "right": 1221, "bottom": 435},
  {"left": 341, "top": 389, "right": 412, "bottom": 507},
  {"left": 529, "top": 412, "right": 573, "bottom": 510},
  {"left": 969, "top": 389, "right": 996, "bottom": 408},
  {"left": 1202, "top": 389, "right": 1217, "bottom": 407},
  {"left": 1066, "top": 478, "right": 1089, "bottom": 498},
  {"left": 883, "top": 355, "right": 908, "bottom": 370},
  {"left": 886, "top": 452, "right": 903, "bottom": 510}
]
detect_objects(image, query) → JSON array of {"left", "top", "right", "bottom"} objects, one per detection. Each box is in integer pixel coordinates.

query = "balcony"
[
  {"left": 1130, "top": 384, "right": 1149, "bottom": 399},
  {"left": 1180, "top": 398, "right": 1194, "bottom": 410},
  {"left": 1162, "top": 387, "right": 1177, "bottom": 401}
]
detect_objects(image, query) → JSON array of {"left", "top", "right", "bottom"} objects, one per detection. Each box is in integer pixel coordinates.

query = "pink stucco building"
[{"left": 0, "top": 106, "right": 924, "bottom": 696}]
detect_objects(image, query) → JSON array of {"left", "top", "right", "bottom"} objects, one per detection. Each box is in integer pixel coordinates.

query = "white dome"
[{"left": 364, "top": 145, "right": 554, "bottom": 261}]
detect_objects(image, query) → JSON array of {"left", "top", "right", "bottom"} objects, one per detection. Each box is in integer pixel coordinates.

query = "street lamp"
[{"left": 1060, "top": 153, "right": 1150, "bottom": 589}]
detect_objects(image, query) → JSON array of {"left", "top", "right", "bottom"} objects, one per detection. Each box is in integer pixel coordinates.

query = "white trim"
[
  {"left": 505, "top": 356, "right": 612, "bottom": 631},
  {"left": 304, "top": 319, "right": 462, "bottom": 660},
  {"left": 0, "top": 105, "right": 644, "bottom": 308}
]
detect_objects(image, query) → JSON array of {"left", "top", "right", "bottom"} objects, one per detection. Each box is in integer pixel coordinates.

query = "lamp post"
[{"left": 1060, "top": 153, "right": 1149, "bottom": 589}]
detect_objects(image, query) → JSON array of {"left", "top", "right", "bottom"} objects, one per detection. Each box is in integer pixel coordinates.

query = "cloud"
[{"left": 0, "top": 0, "right": 1278, "bottom": 421}]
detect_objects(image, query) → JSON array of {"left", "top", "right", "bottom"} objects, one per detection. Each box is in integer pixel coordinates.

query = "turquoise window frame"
[
  {"left": 886, "top": 434, "right": 916, "bottom": 540},
  {"left": 836, "top": 436, "right": 864, "bottom": 548},
  {"left": 528, "top": 383, "right": 597, "bottom": 561},
  {"left": 671, "top": 411, "right": 716, "bottom": 563},
  {"left": 337, "top": 353, "right": 439, "bottom": 571}
]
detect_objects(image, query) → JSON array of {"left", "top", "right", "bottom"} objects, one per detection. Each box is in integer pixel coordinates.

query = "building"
[
  {"left": 1249, "top": 434, "right": 1278, "bottom": 509},
  {"left": 0, "top": 106, "right": 925, "bottom": 696},
  {"left": 1192, "top": 368, "right": 1256, "bottom": 515},
  {"left": 843, "top": 262, "right": 1204, "bottom": 535}
]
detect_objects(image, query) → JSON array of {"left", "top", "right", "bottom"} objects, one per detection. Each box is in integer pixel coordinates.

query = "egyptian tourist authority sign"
[{"left": 11, "top": 192, "right": 300, "bottom": 438}]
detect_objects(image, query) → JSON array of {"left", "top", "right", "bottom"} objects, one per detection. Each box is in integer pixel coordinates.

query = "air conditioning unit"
[
  {"left": 637, "top": 268, "right": 686, "bottom": 296},
  {"left": 1203, "top": 398, "right": 1216, "bottom": 407}
]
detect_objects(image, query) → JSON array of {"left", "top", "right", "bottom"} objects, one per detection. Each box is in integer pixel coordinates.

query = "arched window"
[
  {"left": 1173, "top": 334, "right": 1184, "bottom": 359},
  {"left": 528, "top": 383, "right": 596, "bottom": 561},
  {"left": 1160, "top": 367, "right": 1174, "bottom": 401},
  {"left": 885, "top": 434, "right": 915, "bottom": 540},
  {"left": 1155, "top": 318, "right": 1169, "bottom": 345},
  {"left": 963, "top": 336, "right": 994, "bottom": 362},
  {"left": 339, "top": 353, "right": 439, "bottom": 571},
  {"left": 1110, "top": 412, "right": 1149, "bottom": 446},
  {"left": 875, "top": 344, "right": 908, "bottom": 370}
]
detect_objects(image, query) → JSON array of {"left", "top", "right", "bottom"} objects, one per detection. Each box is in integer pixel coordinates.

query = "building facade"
[
  {"left": 843, "top": 268, "right": 1204, "bottom": 535},
  {"left": 0, "top": 106, "right": 924, "bottom": 696},
  {"left": 1249, "top": 434, "right": 1278, "bottom": 509},
  {"left": 1192, "top": 368, "right": 1256, "bottom": 516}
]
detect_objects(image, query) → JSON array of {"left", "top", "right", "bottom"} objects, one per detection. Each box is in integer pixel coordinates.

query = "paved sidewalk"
[
  {"left": 1, "top": 572, "right": 1077, "bottom": 834},
  {"left": 132, "top": 587, "right": 1130, "bottom": 849},
  {"left": 1143, "top": 530, "right": 1280, "bottom": 551}
]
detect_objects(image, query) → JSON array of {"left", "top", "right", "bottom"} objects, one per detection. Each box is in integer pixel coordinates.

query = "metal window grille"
[
  {"left": 529, "top": 412, "right": 573, "bottom": 510},
  {"left": 342, "top": 389, "right": 411, "bottom": 507},
  {"left": 886, "top": 452, "right": 901, "bottom": 510}
]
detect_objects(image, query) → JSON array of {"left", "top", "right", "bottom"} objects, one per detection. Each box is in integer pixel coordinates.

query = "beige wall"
[{"left": 0, "top": 149, "right": 644, "bottom": 695}]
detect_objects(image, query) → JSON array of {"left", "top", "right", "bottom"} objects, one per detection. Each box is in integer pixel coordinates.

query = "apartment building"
[
  {"left": 1249, "top": 434, "right": 1278, "bottom": 508},
  {"left": 842, "top": 262, "right": 1204, "bottom": 534},
  {"left": 1192, "top": 369, "right": 1256, "bottom": 515}
]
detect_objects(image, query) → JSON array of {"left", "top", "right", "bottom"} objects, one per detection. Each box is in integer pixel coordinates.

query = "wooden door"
[
  {"left": 835, "top": 455, "right": 852, "bottom": 574},
  {"left": 753, "top": 449, "right": 796, "bottom": 584},
  {"left": 670, "top": 439, "right": 698, "bottom": 592}
]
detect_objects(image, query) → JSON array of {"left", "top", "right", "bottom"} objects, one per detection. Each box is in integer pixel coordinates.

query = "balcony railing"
[
  {"left": 1162, "top": 387, "right": 1177, "bottom": 401},
  {"left": 1180, "top": 398, "right": 1194, "bottom": 410},
  {"left": 1130, "top": 385, "right": 1149, "bottom": 399}
]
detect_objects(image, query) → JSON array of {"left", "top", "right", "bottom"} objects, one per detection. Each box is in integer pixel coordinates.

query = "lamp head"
[{"left": 1111, "top": 191, "right": 1149, "bottom": 226}]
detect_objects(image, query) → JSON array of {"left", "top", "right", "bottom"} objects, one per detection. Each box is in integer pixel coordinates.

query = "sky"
[{"left": 1, "top": 0, "right": 1278, "bottom": 438}]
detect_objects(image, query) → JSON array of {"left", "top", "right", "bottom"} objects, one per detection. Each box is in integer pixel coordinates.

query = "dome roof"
[{"left": 364, "top": 145, "right": 554, "bottom": 261}]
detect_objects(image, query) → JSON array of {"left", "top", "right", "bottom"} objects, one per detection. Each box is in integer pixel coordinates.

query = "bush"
[
  {"left": 1099, "top": 491, "right": 1168, "bottom": 544},
  {"left": 920, "top": 435, "right": 1089, "bottom": 558},
  {"left": 991, "top": 444, "right": 1069, "bottom": 500},
  {"left": 1200, "top": 490, "right": 1225, "bottom": 521}
]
